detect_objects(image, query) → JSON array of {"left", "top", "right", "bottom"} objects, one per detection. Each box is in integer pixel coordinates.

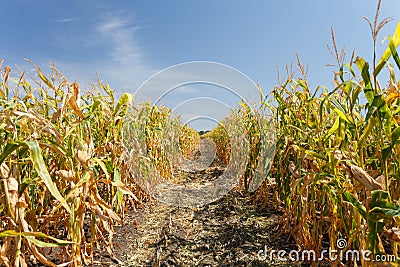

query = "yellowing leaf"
[
  {"left": 111, "top": 181, "right": 139, "bottom": 201},
  {"left": 24, "top": 141, "right": 71, "bottom": 213},
  {"left": 375, "top": 22, "right": 400, "bottom": 76}
]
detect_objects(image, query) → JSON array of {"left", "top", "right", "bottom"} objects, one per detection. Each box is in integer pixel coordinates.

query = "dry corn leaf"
[
  {"left": 288, "top": 161, "right": 300, "bottom": 179},
  {"left": 111, "top": 181, "right": 139, "bottom": 201},
  {"left": 348, "top": 164, "right": 383, "bottom": 191},
  {"left": 56, "top": 170, "right": 74, "bottom": 181},
  {"left": 0, "top": 163, "right": 10, "bottom": 179},
  {"left": 67, "top": 93, "right": 85, "bottom": 120},
  {"left": 384, "top": 227, "right": 400, "bottom": 242},
  {"left": 7, "top": 177, "right": 18, "bottom": 192},
  {"left": 67, "top": 82, "right": 85, "bottom": 120},
  {"left": 77, "top": 150, "right": 91, "bottom": 165},
  {"left": 3, "top": 66, "right": 11, "bottom": 84},
  {"left": 375, "top": 175, "right": 391, "bottom": 190}
]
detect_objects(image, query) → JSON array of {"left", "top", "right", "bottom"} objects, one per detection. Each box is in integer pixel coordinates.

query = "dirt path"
[
  {"left": 115, "top": 195, "right": 295, "bottom": 266},
  {"left": 88, "top": 138, "right": 300, "bottom": 266},
  {"left": 89, "top": 161, "right": 300, "bottom": 266}
]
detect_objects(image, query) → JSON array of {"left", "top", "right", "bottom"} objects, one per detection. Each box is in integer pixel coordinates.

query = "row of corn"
[
  {"left": 0, "top": 62, "right": 199, "bottom": 266},
  {"left": 204, "top": 22, "right": 400, "bottom": 266}
]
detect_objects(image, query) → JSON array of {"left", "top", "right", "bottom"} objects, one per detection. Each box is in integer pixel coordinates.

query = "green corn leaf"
[
  {"left": 28, "top": 231, "right": 74, "bottom": 244},
  {"left": 375, "top": 22, "right": 400, "bottom": 76},
  {"left": 391, "top": 126, "right": 400, "bottom": 145},
  {"left": 0, "top": 142, "right": 21, "bottom": 165},
  {"left": 92, "top": 158, "right": 111, "bottom": 181},
  {"left": 257, "top": 84, "right": 264, "bottom": 103},
  {"left": 388, "top": 36, "right": 400, "bottom": 71},
  {"left": 114, "top": 93, "right": 133, "bottom": 115},
  {"left": 382, "top": 145, "right": 393, "bottom": 161},
  {"left": 291, "top": 145, "right": 327, "bottom": 160},
  {"left": 24, "top": 141, "right": 71, "bottom": 213},
  {"left": 113, "top": 167, "right": 123, "bottom": 209},
  {"left": 358, "top": 116, "right": 375, "bottom": 148},
  {"left": 368, "top": 190, "right": 396, "bottom": 255},
  {"left": 365, "top": 94, "right": 385, "bottom": 121},
  {"left": 100, "top": 83, "right": 114, "bottom": 103},
  {"left": 342, "top": 191, "right": 367, "bottom": 219},
  {"left": 370, "top": 206, "right": 400, "bottom": 218},
  {"left": 24, "top": 236, "right": 67, "bottom": 248},
  {"left": 0, "top": 229, "right": 20, "bottom": 238},
  {"left": 367, "top": 217, "right": 384, "bottom": 254},
  {"left": 371, "top": 190, "right": 389, "bottom": 205},
  {"left": 344, "top": 63, "right": 356, "bottom": 78},
  {"left": 394, "top": 106, "right": 400, "bottom": 115},
  {"left": 324, "top": 117, "right": 340, "bottom": 141},
  {"left": 370, "top": 191, "right": 393, "bottom": 218},
  {"left": 333, "top": 108, "right": 352, "bottom": 124},
  {"left": 382, "top": 126, "right": 400, "bottom": 161},
  {"left": 351, "top": 84, "right": 363, "bottom": 110},
  {"left": 91, "top": 100, "right": 101, "bottom": 112},
  {"left": 0, "top": 230, "right": 74, "bottom": 246},
  {"left": 24, "top": 235, "right": 74, "bottom": 248},
  {"left": 387, "top": 62, "right": 397, "bottom": 85},
  {"left": 355, "top": 57, "right": 374, "bottom": 104}
]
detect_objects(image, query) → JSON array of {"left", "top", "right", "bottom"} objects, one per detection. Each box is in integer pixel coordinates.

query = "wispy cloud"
[
  {"left": 49, "top": 9, "right": 242, "bottom": 128},
  {"left": 54, "top": 17, "right": 79, "bottom": 23},
  {"left": 88, "top": 12, "right": 156, "bottom": 93},
  {"left": 49, "top": 10, "right": 155, "bottom": 94},
  {"left": 96, "top": 14, "right": 144, "bottom": 64}
]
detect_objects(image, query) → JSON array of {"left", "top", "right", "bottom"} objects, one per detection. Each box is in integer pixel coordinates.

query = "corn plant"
[
  {"left": 0, "top": 62, "right": 199, "bottom": 266},
  {"left": 204, "top": 16, "right": 400, "bottom": 267},
  {"left": 268, "top": 20, "right": 400, "bottom": 266}
]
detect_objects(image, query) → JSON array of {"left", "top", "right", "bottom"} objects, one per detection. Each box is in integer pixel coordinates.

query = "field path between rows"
[{"left": 91, "top": 142, "right": 298, "bottom": 267}]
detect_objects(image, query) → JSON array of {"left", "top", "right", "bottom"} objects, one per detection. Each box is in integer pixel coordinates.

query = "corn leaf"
[
  {"left": 375, "top": 22, "right": 400, "bottom": 76},
  {"left": 0, "top": 230, "right": 74, "bottom": 246},
  {"left": 382, "top": 126, "right": 400, "bottom": 161},
  {"left": 342, "top": 191, "right": 367, "bottom": 219},
  {"left": 24, "top": 141, "right": 71, "bottom": 213},
  {"left": 355, "top": 57, "right": 374, "bottom": 104},
  {"left": 333, "top": 108, "right": 352, "bottom": 124},
  {"left": 388, "top": 36, "right": 400, "bottom": 71},
  {"left": 37, "top": 67, "right": 56, "bottom": 91},
  {"left": 0, "top": 142, "right": 21, "bottom": 165},
  {"left": 324, "top": 117, "right": 340, "bottom": 141},
  {"left": 114, "top": 93, "right": 133, "bottom": 115}
]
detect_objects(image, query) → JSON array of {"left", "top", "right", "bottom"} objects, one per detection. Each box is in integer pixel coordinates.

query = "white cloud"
[
  {"left": 49, "top": 10, "right": 156, "bottom": 95},
  {"left": 54, "top": 17, "right": 79, "bottom": 23},
  {"left": 96, "top": 15, "right": 144, "bottom": 64}
]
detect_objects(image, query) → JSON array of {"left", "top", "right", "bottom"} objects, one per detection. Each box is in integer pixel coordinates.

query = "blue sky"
[{"left": 1, "top": 0, "right": 400, "bottom": 130}]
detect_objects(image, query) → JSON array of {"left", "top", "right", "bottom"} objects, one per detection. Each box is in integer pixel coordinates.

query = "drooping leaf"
[
  {"left": 358, "top": 117, "right": 376, "bottom": 148},
  {"left": 389, "top": 36, "right": 400, "bottom": 71},
  {"left": 375, "top": 22, "right": 400, "bottom": 76},
  {"left": 342, "top": 191, "right": 367, "bottom": 219},
  {"left": 355, "top": 57, "right": 374, "bottom": 104},
  {"left": 324, "top": 117, "right": 340, "bottom": 141},
  {"left": 382, "top": 126, "right": 400, "bottom": 161},
  {"left": 365, "top": 94, "right": 385, "bottom": 122},
  {"left": 0, "top": 230, "right": 74, "bottom": 247},
  {"left": 0, "top": 142, "right": 21, "bottom": 165},
  {"left": 24, "top": 141, "right": 71, "bottom": 213},
  {"left": 114, "top": 93, "right": 133, "bottom": 116},
  {"left": 333, "top": 108, "right": 352, "bottom": 124}
]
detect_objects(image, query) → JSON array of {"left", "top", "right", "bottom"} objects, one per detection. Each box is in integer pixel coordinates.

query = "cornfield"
[
  {"left": 268, "top": 20, "right": 400, "bottom": 265},
  {"left": 0, "top": 63, "right": 199, "bottom": 266},
  {"left": 1, "top": 3, "right": 400, "bottom": 267},
  {"left": 206, "top": 18, "right": 400, "bottom": 266}
]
